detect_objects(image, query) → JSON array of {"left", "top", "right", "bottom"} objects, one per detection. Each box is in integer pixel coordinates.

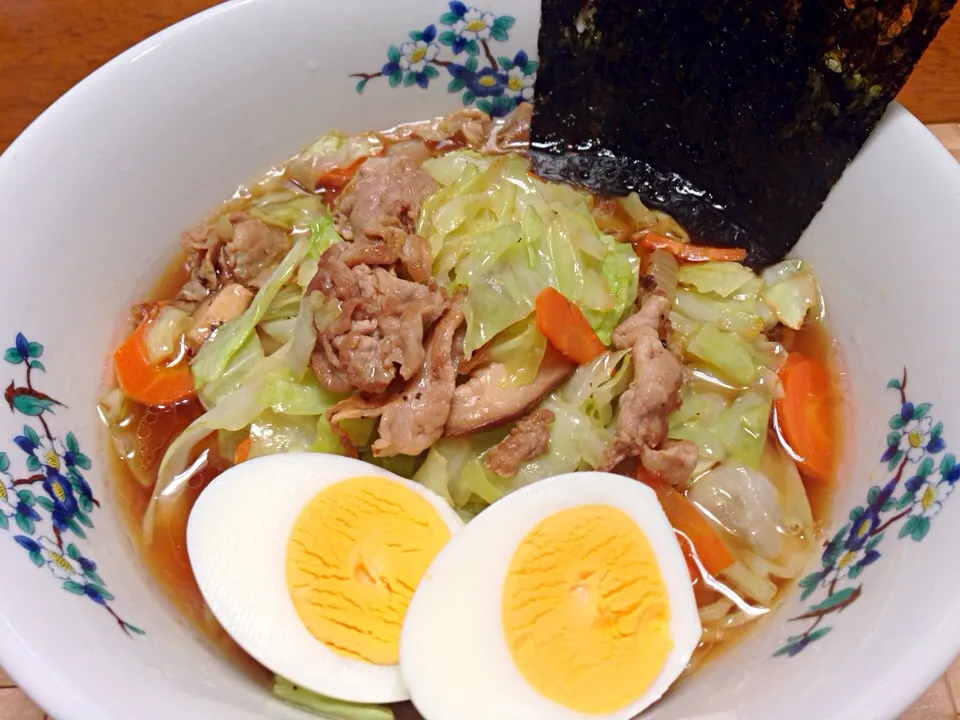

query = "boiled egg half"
[
  {"left": 187, "top": 453, "right": 463, "bottom": 703},
  {"left": 400, "top": 471, "right": 701, "bottom": 720}
]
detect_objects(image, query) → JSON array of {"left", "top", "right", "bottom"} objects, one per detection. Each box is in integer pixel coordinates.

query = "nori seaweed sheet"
[{"left": 531, "top": 0, "right": 955, "bottom": 266}]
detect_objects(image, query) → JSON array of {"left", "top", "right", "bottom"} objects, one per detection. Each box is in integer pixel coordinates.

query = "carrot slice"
[
  {"left": 775, "top": 352, "right": 837, "bottom": 484},
  {"left": 234, "top": 436, "right": 252, "bottom": 464},
  {"left": 638, "top": 467, "right": 735, "bottom": 577},
  {"left": 634, "top": 230, "right": 747, "bottom": 263},
  {"left": 534, "top": 287, "right": 606, "bottom": 364},
  {"left": 113, "top": 316, "right": 195, "bottom": 407}
]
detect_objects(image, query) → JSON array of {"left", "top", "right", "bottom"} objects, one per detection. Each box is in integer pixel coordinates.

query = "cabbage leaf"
[
  {"left": 420, "top": 151, "right": 638, "bottom": 354},
  {"left": 273, "top": 677, "right": 394, "bottom": 720}
]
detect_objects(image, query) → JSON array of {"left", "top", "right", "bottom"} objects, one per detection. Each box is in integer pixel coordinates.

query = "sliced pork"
[
  {"left": 335, "top": 150, "right": 438, "bottom": 283},
  {"left": 484, "top": 409, "right": 555, "bottom": 478},
  {"left": 309, "top": 243, "right": 447, "bottom": 394},
  {"left": 179, "top": 214, "right": 292, "bottom": 302},
  {"left": 600, "top": 293, "right": 697, "bottom": 484},
  {"left": 327, "top": 298, "right": 465, "bottom": 457}
]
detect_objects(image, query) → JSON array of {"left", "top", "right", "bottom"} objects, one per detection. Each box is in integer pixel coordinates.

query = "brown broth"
[{"left": 106, "top": 257, "right": 272, "bottom": 684}]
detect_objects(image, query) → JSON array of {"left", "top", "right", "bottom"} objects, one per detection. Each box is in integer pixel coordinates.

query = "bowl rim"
[
  {"left": 0, "top": 6, "right": 257, "bottom": 717},
  {"left": 2, "top": 2, "right": 960, "bottom": 718}
]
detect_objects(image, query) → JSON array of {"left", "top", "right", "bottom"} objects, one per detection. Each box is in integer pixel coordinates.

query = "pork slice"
[
  {"left": 338, "top": 154, "right": 439, "bottom": 241},
  {"left": 388, "top": 139, "right": 433, "bottom": 164},
  {"left": 325, "top": 299, "right": 466, "bottom": 457},
  {"left": 600, "top": 328, "right": 682, "bottom": 471},
  {"left": 599, "top": 294, "right": 695, "bottom": 486},
  {"left": 445, "top": 347, "right": 575, "bottom": 436},
  {"left": 612, "top": 293, "right": 671, "bottom": 350},
  {"left": 441, "top": 108, "right": 494, "bottom": 148},
  {"left": 372, "top": 299, "right": 466, "bottom": 456},
  {"left": 640, "top": 439, "right": 699, "bottom": 487},
  {"left": 178, "top": 213, "right": 292, "bottom": 300},
  {"left": 384, "top": 108, "right": 493, "bottom": 149},
  {"left": 178, "top": 225, "right": 222, "bottom": 301},
  {"left": 307, "top": 241, "right": 399, "bottom": 300},
  {"left": 220, "top": 218, "right": 293, "bottom": 287},
  {"left": 484, "top": 409, "right": 555, "bottom": 478},
  {"left": 308, "top": 245, "right": 447, "bottom": 394}
]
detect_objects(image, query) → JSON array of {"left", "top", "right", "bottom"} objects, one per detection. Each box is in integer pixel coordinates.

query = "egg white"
[
  {"left": 399, "top": 471, "right": 701, "bottom": 720},
  {"left": 186, "top": 452, "right": 464, "bottom": 704}
]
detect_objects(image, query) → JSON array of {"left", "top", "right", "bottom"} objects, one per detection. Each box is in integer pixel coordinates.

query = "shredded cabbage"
[
  {"left": 561, "top": 349, "right": 632, "bottom": 427},
  {"left": 712, "top": 392, "right": 773, "bottom": 468},
  {"left": 414, "top": 352, "right": 630, "bottom": 506},
  {"left": 617, "top": 192, "right": 689, "bottom": 240},
  {"left": 249, "top": 191, "right": 328, "bottom": 231},
  {"left": 673, "top": 288, "right": 764, "bottom": 339},
  {"left": 414, "top": 436, "right": 506, "bottom": 507},
  {"left": 678, "top": 261, "right": 755, "bottom": 298},
  {"left": 686, "top": 323, "right": 761, "bottom": 386},
  {"left": 420, "top": 151, "right": 638, "bottom": 353},
  {"left": 287, "top": 131, "right": 383, "bottom": 191},
  {"left": 249, "top": 410, "right": 319, "bottom": 457},
  {"left": 198, "top": 334, "right": 265, "bottom": 408},
  {"left": 143, "top": 307, "right": 190, "bottom": 365},
  {"left": 146, "top": 224, "right": 345, "bottom": 542},
  {"left": 486, "top": 316, "right": 547, "bottom": 387},
  {"left": 720, "top": 561, "right": 779, "bottom": 605},
  {"left": 762, "top": 271, "right": 820, "bottom": 331},
  {"left": 273, "top": 677, "right": 393, "bottom": 720}
]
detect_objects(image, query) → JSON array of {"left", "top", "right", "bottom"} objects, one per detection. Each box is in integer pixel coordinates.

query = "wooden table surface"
[{"left": 2, "top": 1, "right": 960, "bottom": 718}]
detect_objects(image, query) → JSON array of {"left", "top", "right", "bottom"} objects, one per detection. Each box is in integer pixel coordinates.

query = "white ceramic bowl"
[{"left": 1, "top": 1, "right": 959, "bottom": 718}]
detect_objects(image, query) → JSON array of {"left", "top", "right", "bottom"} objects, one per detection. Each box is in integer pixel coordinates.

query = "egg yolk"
[
  {"left": 502, "top": 505, "right": 672, "bottom": 714},
  {"left": 286, "top": 475, "right": 450, "bottom": 665}
]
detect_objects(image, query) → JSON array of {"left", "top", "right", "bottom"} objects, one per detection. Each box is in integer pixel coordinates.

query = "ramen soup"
[{"left": 100, "top": 104, "right": 843, "bottom": 720}]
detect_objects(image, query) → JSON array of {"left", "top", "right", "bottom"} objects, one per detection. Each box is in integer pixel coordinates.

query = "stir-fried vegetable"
[
  {"left": 713, "top": 392, "right": 773, "bottom": 469},
  {"left": 776, "top": 353, "right": 837, "bottom": 483},
  {"left": 678, "top": 261, "right": 754, "bottom": 298},
  {"left": 645, "top": 249, "right": 679, "bottom": 301},
  {"left": 287, "top": 131, "right": 383, "bottom": 191},
  {"left": 145, "top": 225, "right": 349, "bottom": 541},
  {"left": 273, "top": 677, "right": 394, "bottom": 720},
  {"left": 413, "top": 350, "right": 632, "bottom": 510},
  {"left": 686, "top": 464, "right": 786, "bottom": 561},
  {"left": 634, "top": 231, "right": 747, "bottom": 263},
  {"left": 191, "top": 218, "right": 339, "bottom": 390},
  {"left": 616, "top": 192, "right": 690, "bottom": 240},
  {"left": 143, "top": 307, "right": 191, "bottom": 364},
  {"left": 234, "top": 436, "right": 252, "bottom": 464},
  {"left": 114, "top": 315, "right": 196, "bottom": 406},
  {"left": 104, "top": 112, "right": 844, "bottom": 693},
  {"left": 486, "top": 317, "right": 548, "bottom": 387},
  {"left": 534, "top": 287, "right": 605, "bottom": 364},
  {"left": 638, "top": 469, "right": 735, "bottom": 577},
  {"left": 419, "top": 151, "right": 639, "bottom": 355},
  {"left": 414, "top": 435, "right": 507, "bottom": 509},
  {"left": 761, "top": 259, "right": 821, "bottom": 330}
]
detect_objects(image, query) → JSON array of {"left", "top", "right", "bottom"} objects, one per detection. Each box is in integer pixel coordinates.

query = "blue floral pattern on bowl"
[
  {"left": 776, "top": 369, "right": 955, "bottom": 656},
  {"left": 1, "top": 334, "right": 143, "bottom": 637},
  {"left": 351, "top": 2, "right": 537, "bottom": 117}
]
